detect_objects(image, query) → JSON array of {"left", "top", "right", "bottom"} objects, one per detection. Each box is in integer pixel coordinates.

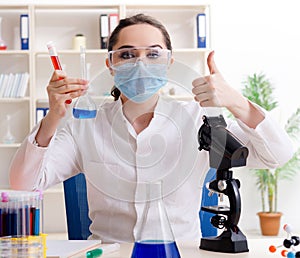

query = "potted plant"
[{"left": 241, "top": 72, "right": 300, "bottom": 236}]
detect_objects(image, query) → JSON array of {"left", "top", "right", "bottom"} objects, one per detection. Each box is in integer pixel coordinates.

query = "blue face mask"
[{"left": 114, "top": 61, "right": 168, "bottom": 103}]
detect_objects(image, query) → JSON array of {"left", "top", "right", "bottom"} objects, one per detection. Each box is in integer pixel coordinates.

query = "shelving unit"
[{"left": 0, "top": 3, "right": 211, "bottom": 189}]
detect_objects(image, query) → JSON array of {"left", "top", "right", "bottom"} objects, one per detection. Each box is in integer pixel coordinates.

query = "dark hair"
[{"left": 109, "top": 13, "right": 172, "bottom": 101}]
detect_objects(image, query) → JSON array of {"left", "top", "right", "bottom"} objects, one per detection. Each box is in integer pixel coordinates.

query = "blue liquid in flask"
[
  {"left": 72, "top": 46, "right": 97, "bottom": 120},
  {"left": 131, "top": 240, "right": 180, "bottom": 258},
  {"left": 73, "top": 108, "right": 97, "bottom": 119}
]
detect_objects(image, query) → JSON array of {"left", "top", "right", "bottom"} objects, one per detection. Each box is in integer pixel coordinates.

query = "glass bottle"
[
  {"left": 131, "top": 181, "right": 181, "bottom": 258},
  {"left": 72, "top": 46, "right": 97, "bottom": 119},
  {"left": 0, "top": 17, "right": 7, "bottom": 50},
  {"left": 2, "top": 114, "right": 16, "bottom": 144}
]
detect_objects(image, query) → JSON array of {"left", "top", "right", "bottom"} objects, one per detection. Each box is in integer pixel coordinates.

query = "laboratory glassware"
[
  {"left": 2, "top": 114, "right": 16, "bottom": 144},
  {"left": 131, "top": 181, "right": 181, "bottom": 258},
  {"left": 0, "top": 17, "right": 7, "bottom": 50},
  {"left": 47, "top": 41, "right": 62, "bottom": 70},
  {"left": 0, "top": 190, "right": 46, "bottom": 257},
  {"left": 72, "top": 46, "right": 97, "bottom": 119},
  {"left": 47, "top": 41, "right": 72, "bottom": 105}
]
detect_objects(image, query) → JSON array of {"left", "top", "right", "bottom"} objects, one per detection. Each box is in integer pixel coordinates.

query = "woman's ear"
[
  {"left": 170, "top": 56, "right": 174, "bottom": 65},
  {"left": 106, "top": 58, "right": 114, "bottom": 75},
  {"left": 168, "top": 56, "right": 175, "bottom": 68}
]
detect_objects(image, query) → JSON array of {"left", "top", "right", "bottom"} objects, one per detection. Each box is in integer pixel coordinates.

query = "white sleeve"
[
  {"left": 9, "top": 121, "right": 81, "bottom": 191},
  {"left": 227, "top": 111, "right": 294, "bottom": 169},
  {"left": 9, "top": 122, "right": 51, "bottom": 190}
]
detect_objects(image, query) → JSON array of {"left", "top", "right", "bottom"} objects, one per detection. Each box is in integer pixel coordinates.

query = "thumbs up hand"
[
  {"left": 192, "top": 51, "right": 265, "bottom": 128},
  {"left": 192, "top": 51, "right": 242, "bottom": 109}
]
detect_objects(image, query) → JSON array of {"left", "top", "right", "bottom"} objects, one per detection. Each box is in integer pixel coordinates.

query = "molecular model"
[{"left": 269, "top": 224, "right": 300, "bottom": 258}]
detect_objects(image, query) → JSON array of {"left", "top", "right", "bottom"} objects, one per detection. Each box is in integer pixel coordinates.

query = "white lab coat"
[{"left": 9, "top": 97, "right": 294, "bottom": 243}]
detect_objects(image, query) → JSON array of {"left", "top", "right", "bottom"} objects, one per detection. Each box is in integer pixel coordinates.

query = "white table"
[{"left": 103, "top": 238, "right": 282, "bottom": 257}]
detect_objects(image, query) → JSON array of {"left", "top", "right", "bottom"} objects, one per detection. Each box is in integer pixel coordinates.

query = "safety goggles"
[{"left": 108, "top": 47, "right": 172, "bottom": 71}]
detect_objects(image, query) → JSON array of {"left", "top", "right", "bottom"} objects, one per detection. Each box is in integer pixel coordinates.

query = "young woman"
[{"left": 10, "top": 14, "right": 293, "bottom": 243}]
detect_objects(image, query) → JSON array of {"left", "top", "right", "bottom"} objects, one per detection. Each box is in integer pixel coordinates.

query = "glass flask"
[
  {"left": 72, "top": 46, "right": 97, "bottom": 119},
  {"left": 2, "top": 114, "right": 16, "bottom": 144},
  {"left": 131, "top": 181, "right": 181, "bottom": 258},
  {"left": 0, "top": 17, "right": 7, "bottom": 50}
]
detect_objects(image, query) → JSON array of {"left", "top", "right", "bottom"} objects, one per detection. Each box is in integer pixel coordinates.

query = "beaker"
[
  {"left": 72, "top": 46, "right": 97, "bottom": 119},
  {"left": 131, "top": 181, "right": 181, "bottom": 258}
]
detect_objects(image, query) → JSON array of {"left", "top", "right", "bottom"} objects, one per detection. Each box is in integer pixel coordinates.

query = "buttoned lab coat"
[{"left": 10, "top": 97, "right": 294, "bottom": 243}]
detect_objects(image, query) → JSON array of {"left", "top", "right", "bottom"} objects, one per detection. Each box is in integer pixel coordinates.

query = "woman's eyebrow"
[
  {"left": 117, "top": 45, "right": 134, "bottom": 50},
  {"left": 117, "top": 44, "right": 163, "bottom": 50},
  {"left": 149, "top": 44, "right": 163, "bottom": 49}
]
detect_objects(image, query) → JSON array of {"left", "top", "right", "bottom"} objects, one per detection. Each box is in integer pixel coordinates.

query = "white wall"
[
  {"left": 210, "top": 0, "right": 300, "bottom": 234},
  {"left": 2, "top": 0, "right": 300, "bottom": 234},
  {"left": 211, "top": 0, "right": 300, "bottom": 116}
]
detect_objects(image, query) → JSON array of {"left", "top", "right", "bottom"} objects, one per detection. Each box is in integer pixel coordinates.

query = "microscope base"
[{"left": 200, "top": 228, "right": 249, "bottom": 253}]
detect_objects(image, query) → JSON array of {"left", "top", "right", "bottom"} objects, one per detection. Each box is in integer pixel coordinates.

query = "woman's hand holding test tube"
[
  {"left": 32, "top": 42, "right": 88, "bottom": 148},
  {"left": 46, "top": 41, "right": 88, "bottom": 119}
]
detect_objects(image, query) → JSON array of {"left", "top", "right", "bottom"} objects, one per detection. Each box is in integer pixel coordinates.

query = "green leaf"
[
  {"left": 242, "top": 72, "right": 278, "bottom": 111},
  {"left": 241, "top": 72, "right": 299, "bottom": 213},
  {"left": 276, "top": 149, "right": 300, "bottom": 181},
  {"left": 285, "top": 107, "right": 300, "bottom": 141}
]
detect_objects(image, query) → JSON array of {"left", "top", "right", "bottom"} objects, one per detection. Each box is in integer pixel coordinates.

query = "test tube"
[
  {"left": 36, "top": 190, "right": 44, "bottom": 235},
  {"left": 19, "top": 193, "right": 26, "bottom": 236},
  {"left": 10, "top": 195, "right": 18, "bottom": 236},
  {"left": 47, "top": 41, "right": 62, "bottom": 70},
  {"left": 29, "top": 193, "right": 37, "bottom": 235},
  {"left": 1, "top": 192, "right": 9, "bottom": 236},
  {"left": 0, "top": 192, "right": 3, "bottom": 236},
  {"left": 25, "top": 193, "right": 30, "bottom": 236},
  {"left": 33, "top": 192, "right": 41, "bottom": 236},
  {"left": 46, "top": 41, "right": 72, "bottom": 105}
]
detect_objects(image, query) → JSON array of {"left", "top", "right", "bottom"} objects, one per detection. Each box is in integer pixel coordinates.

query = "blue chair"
[
  {"left": 199, "top": 168, "right": 218, "bottom": 237},
  {"left": 63, "top": 173, "right": 92, "bottom": 240},
  {"left": 63, "top": 169, "right": 217, "bottom": 240}
]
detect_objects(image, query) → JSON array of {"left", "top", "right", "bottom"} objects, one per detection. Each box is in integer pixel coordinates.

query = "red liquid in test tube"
[
  {"left": 47, "top": 41, "right": 72, "bottom": 104},
  {"left": 47, "top": 41, "right": 62, "bottom": 70},
  {"left": 50, "top": 55, "right": 62, "bottom": 70}
]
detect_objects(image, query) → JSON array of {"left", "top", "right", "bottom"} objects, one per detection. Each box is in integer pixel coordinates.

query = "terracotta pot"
[{"left": 257, "top": 212, "right": 282, "bottom": 236}]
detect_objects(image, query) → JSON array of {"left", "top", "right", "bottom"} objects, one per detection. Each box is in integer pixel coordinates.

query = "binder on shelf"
[
  {"left": 109, "top": 13, "right": 119, "bottom": 35},
  {"left": 99, "top": 14, "right": 109, "bottom": 49},
  {"left": 7, "top": 73, "right": 18, "bottom": 97},
  {"left": 0, "top": 73, "right": 29, "bottom": 98},
  {"left": 20, "top": 14, "right": 29, "bottom": 50},
  {"left": 196, "top": 13, "right": 206, "bottom": 48},
  {"left": 0, "top": 74, "right": 4, "bottom": 96},
  {"left": 16, "top": 72, "right": 29, "bottom": 97},
  {"left": 3, "top": 73, "right": 14, "bottom": 98},
  {"left": 36, "top": 107, "right": 49, "bottom": 124},
  {"left": 10, "top": 73, "right": 21, "bottom": 97}
]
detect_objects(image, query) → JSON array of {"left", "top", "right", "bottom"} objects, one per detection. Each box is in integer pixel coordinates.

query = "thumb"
[
  {"left": 52, "top": 70, "right": 66, "bottom": 81},
  {"left": 207, "top": 50, "right": 219, "bottom": 74}
]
